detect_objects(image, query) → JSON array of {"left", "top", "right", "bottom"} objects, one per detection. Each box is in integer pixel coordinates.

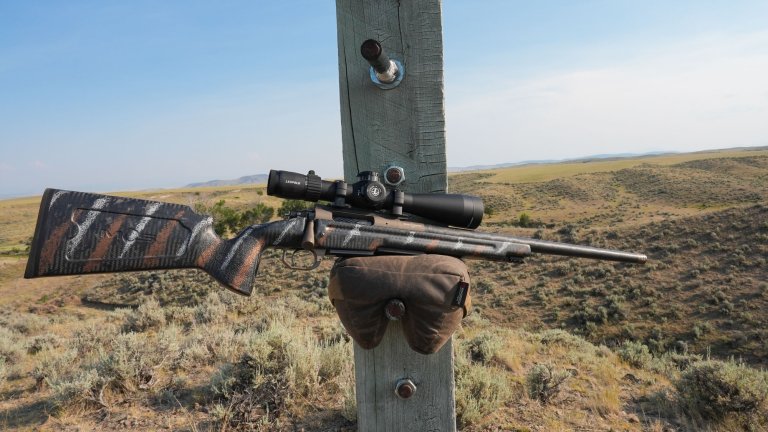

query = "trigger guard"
[{"left": 281, "top": 249, "right": 321, "bottom": 270}]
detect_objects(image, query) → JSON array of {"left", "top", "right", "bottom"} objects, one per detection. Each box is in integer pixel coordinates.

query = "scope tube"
[
  {"left": 267, "top": 169, "right": 485, "bottom": 228},
  {"left": 402, "top": 194, "right": 484, "bottom": 229},
  {"left": 267, "top": 170, "right": 336, "bottom": 202}
]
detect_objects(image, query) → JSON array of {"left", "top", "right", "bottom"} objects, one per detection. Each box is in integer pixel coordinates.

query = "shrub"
[
  {"left": 0, "top": 312, "right": 48, "bottom": 334},
  {"left": 474, "top": 279, "right": 496, "bottom": 295},
  {"left": 240, "top": 203, "right": 275, "bottom": 226},
  {"left": 0, "top": 357, "right": 7, "bottom": 386},
  {"left": 164, "top": 305, "right": 197, "bottom": 326},
  {"left": 26, "top": 333, "right": 60, "bottom": 355},
  {"left": 463, "top": 332, "right": 502, "bottom": 364},
  {"left": 32, "top": 349, "right": 79, "bottom": 390},
  {"left": 317, "top": 339, "right": 350, "bottom": 382},
  {"left": 536, "top": 329, "right": 593, "bottom": 351},
  {"left": 573, "top": 303, "right": 608, "bottom": 327},
  {"left": 194, "top": 200, "right": 240, "bottom": 237},
  {"left": 209, "top": 311, "right": 353, "bottom": 429},
  {"left": 692, "top": 322, "right": 713, "bottom": 340},
  {"left": 71, "top": 323, "right": 120, "bottom": 356},
  {"left": 97, "top": 329, "right": 181, "bottom": 394},
  {"left": 123, "top": 297, "right": 166, "bottom": 332},
  {"left": 181, "top": 323, "right": 242, "bottom": 367},
  {"left": 719, "top": 300, "right": 735, "bottom": 316},
  {"left": 0, "top": 327, "right": 25, "bottom": 363},
  {"left": 605, "top": 295, "right": 627, "bottom": 321},
  {"left": 518, "top": 212, "right": 532, "bottom": 227},
  {"left": 617, "top": 341, "right": 653, "bottom": 369},
  {"left": 210, "top": 354, "right": 291, "bottom": 429},
  {"left": 278, "top": 199, "right": 312, "bottom": 216},
  {"left": 675, "top": 360, "right": 768, "bottom": 423},
  {"left": 194, "top": 292, "right": 228, "bottom": 324},
  {"left": 526, "top": 363, "right": 571, "bottom": 404},
  {"left": 455, "top": 362, "right": 513, "bottom": 427},
  {"left": 662, "top": 352, "right": 702, "bottom": 371},
  {"left": 49, "top": 369, "right": 104, "bottom": 413}
]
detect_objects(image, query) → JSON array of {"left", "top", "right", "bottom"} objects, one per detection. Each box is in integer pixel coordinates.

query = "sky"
[{"left": 1, "top": 1, "right": 767, "bottom": 197}]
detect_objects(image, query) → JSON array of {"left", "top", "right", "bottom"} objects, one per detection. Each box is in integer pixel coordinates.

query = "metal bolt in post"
[
  {"left": 385, "top": 299, "right": 406, "bottom": 320},
  {"left": 383, "top": 165, "right": 405, "bottom": 186},
  {"left": 360, "top": 39, "right": 404, "bottom": 90},
  {"left": 395, "top": 378, "right": 417, "bottom": 399}
]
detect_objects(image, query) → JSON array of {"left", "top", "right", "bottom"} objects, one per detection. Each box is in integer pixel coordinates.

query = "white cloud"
[{"left": 446, "top": 30, "right": 768, "bottom": 164}]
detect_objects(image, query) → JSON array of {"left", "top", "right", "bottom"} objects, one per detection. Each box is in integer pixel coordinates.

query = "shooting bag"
[{"left": 328, "top": 255, "right": 471, "bottom": 354}]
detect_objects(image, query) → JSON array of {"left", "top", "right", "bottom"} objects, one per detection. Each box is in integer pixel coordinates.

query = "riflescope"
[{"left": 267, "top": 170, "right": 484, "bottom": 229}]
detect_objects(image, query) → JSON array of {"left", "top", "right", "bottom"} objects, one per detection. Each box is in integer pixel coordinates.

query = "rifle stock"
[
  {"left": 25, "top": 188, "right": 645, "bottom": 297},
  {"left": 24, "top": 189, "right": 305, "bottom": 296}
]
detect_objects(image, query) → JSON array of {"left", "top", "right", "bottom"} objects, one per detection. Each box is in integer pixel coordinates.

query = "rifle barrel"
[{"left": 512, "top": 238, "right": 647, "bottom": 263}]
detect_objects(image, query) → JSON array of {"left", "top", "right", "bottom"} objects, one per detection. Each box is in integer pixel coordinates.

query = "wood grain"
[
  {"left": 354, "top": 321, "right": 455, "bottom": 432},
  {"left": 336, "top": 0, "right": 447, "bottom": 194},
  {"left": 335, "top": 1, "right": 455, "bottom": 430}
]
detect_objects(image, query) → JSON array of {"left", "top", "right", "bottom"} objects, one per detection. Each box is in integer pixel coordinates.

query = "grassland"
[
  {"left": 478, "top": 147, "right": 768, "bottom": 184},
  {"left": 1, "top": 147, "right": 767, "bottom": 431}
]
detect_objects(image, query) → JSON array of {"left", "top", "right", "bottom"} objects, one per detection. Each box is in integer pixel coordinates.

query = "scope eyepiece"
[
  {"left": 267, "top": 169, "right": 484, "bottom": 228},
  {"left": 267, "top": 170, "right": 336, "bottom": 202}
]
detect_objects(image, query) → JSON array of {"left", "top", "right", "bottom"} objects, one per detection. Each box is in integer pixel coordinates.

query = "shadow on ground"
[{"left": 1, "top": 399, "right": 52, "bottom": 430}]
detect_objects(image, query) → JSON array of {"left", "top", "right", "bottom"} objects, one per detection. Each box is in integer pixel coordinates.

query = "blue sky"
[{"left": 1, "top": 1, "right": 767, "bottom": 196}]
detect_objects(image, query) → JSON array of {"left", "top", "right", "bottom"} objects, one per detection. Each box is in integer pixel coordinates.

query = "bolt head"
[
  {"left": 395, "top": 378, "right": 416, "bottom": 399},
  {"left": 383, "top": 166, "right": 405, "bottom": 186},
  {"left": 385, "top": 299, "right": 406, "bottom": 320},
  {"left": 360, "top": 39, "right": 383, "bottom": 61}
]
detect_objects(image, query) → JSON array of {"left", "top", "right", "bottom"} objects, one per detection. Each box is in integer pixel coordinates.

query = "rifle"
[{"left": 24, "top": 170, "right": 647, "bottom": 296}]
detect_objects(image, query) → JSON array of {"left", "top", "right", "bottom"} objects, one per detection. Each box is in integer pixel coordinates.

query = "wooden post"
[
  {"left": 335, "top": 1, "right": 456, "bottom": 431},
  {"left": 336, "top": 0, "right": 448, "bottom": 194}
]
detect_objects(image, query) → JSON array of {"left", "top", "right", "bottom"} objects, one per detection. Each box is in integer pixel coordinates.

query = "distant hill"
[
  {"left": 183, "top": 152, "right": 675, "bottom": 187},
  {"left": 447, "top": 151, "right": 674, "bottom": 172},
  {"left": 182, "top": 147, "right": 768, "bottom": 187},
  {"left": 185, "top": 174, "right": 269, "bottom": 188}
]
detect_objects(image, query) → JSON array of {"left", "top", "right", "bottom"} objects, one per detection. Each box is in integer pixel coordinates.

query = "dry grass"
[
  {"left": 476, "top": 148, "right": 768, "bottom": 184},
  {"left": 0, "top": 195, "right": 40, "bottom": 254},
  {"left": 1, "top": 147, "right": 767, "bottom": 430}
]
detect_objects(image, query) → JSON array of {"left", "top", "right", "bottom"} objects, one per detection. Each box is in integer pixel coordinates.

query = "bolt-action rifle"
[{"left": 24, "top": 169, "right": 646, "bottom": 296}]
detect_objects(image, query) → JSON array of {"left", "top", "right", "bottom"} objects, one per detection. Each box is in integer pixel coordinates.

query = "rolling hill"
[{"left": 0, "top": 147, "right": 767, "bottom": 431}]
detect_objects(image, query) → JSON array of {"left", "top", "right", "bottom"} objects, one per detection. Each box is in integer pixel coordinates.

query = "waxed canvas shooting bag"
[{"left": 328, "top": 255, "right": 471, "bottom": 354}]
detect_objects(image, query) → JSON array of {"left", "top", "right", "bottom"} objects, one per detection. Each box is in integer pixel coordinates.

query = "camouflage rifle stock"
[{"left": 25, "top": 187, "right": 646, "bottom": 296}]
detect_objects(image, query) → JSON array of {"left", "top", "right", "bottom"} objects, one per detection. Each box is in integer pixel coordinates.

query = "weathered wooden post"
[{"left": 335, "top": 1, "right": 456, "bottom": 430}]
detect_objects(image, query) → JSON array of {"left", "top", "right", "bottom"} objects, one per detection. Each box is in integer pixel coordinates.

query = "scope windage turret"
[{"left": 267, "top": 170, "right": 484, "bottom": 229}]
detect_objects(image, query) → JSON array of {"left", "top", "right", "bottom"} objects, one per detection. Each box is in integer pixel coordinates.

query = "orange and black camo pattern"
[
  {"left": 25, "top": 190, "right": 645, "bottom": 298},
  {"left": 313, "top": 215, "right": 532, "bottom": 261},
  {"left": 24, "top": 189, "right": 307, "bottom": 296},
  {"left": 309, "top": 207, "right": 645, "bottom": 264}
]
